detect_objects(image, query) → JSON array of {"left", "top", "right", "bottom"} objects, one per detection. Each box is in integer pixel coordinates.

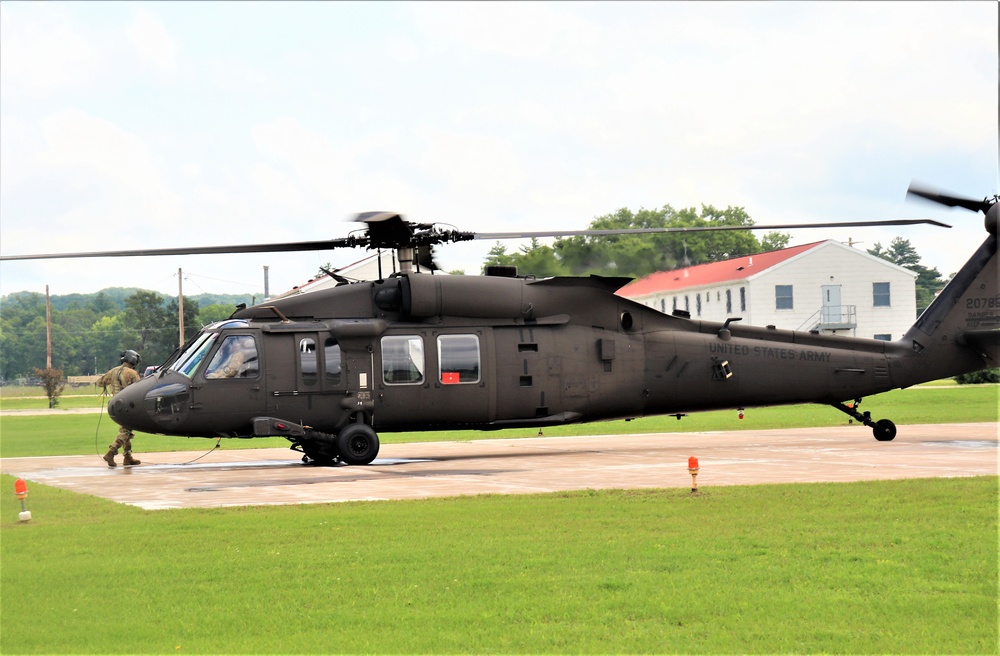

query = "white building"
[{"left": 618, "top": 240, "right": 918, "bottom": 341}]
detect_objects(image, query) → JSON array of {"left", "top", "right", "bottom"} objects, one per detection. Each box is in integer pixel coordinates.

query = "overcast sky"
[{"left": 1, "top": 1, "right": 997, "bottom": 301}]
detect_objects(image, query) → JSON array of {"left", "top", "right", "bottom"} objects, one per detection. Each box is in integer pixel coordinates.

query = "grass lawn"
[
  {"left": 1, "top": 383, "right": 996, "bottom": 653},
  {"left": 1, "top": 475, "right": 996, "bottom": 654}
]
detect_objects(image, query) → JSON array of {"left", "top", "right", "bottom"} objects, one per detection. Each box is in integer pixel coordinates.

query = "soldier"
[{"left": 99, "top": 350, "right": 143, "bottom": 467}]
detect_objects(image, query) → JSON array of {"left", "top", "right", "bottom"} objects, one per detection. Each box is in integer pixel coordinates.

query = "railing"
[{"left": 797, "top": 305, "right": 857, "bottom": 332}]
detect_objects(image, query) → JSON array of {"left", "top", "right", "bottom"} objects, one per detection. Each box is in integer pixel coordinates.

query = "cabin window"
[
  {"left": 298, "top": 337, "right": 317, "bottom": 386},
  {"left": 205, "top": 335, "right": 259, "bottom": 379},
  {"left": 873, "top": 282, "right": 891, "bottom": 307},
  {"left": 324, "top": 338, "right": 342, "bottom": 385},
  {"left": 382, "top": 335, "right": 425, "bottom": 385},
  {"left": 874, "top": 334, "right": 891, "bottom": 341},
  {"left": 438, "top": 335, "right": 480, "bottom": 384},
  {"left": 775, "top": 285, "right": 794, "bottom": 310}
]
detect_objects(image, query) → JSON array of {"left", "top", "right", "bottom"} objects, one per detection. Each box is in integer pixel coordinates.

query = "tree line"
[
  {"left": 483, "top": 204, "right": 790, "bottom": 279},
  {"left": 1, "top": 289, "right": 256, "bottom": 381}
]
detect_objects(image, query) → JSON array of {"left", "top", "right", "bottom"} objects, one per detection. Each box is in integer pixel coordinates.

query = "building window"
[
  {"left": 740, "top": 287, "right": 746, "bottom": 312},
  {"left": 696, "top": 293, "right": 702, "bottom": 316},
  {"left": 684, "top": 295, "right": 690, "bottom": 313},
  {"left": 775, "top": 285, "right": 793, "bottom": 310},
  {"left": 874, "top": 334, "right": 891, "bottom": 341},
  {"left": 672, "top": 297, "right": 678, "bottom": 311},
  {"left": 660, "top": 298, "right": 666, "bottom": 313},
  {"left": 873, "top": 282, "right": 891, "bottom": 307},
  {"left": 725, "top": 289, "right": 732, "bottom": 314}
]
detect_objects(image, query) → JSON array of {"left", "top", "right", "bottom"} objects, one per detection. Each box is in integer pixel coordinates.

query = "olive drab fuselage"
[{"left": 108, "top": 230, "right": 998, "bottom": 464}]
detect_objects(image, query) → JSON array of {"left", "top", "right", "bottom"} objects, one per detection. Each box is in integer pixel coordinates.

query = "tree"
[
  {"left": 553, "top": 204, "right": 789, "bottom": 279},
  {"left": 34, "top": 367, "right": 65, "bottom": 408},
  {"left": 167, "top": 296, "right": 200, "bottom": 349},
  {"left": 868, "top": 237, "right": 946, "bottom": 315},
  {"left": 483, "top": 243, "right": 516, "bottom": 269},
  {"left": 954, "top": 368, "right": 1000, "bottom": 384},
  {"left": 198, "top": 303, "right": 239, "bottom": 326},
  {"left": 91, "top": 314, "right": 136, "bottom": 371},
  {"left": 120, "top": 291, "right": 176, "bottom": 366},
  {"left": 513, "top": 239, "right": 567, "bottom": 278}
]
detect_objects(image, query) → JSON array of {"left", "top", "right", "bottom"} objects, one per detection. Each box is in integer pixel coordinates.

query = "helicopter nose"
[
  {"left": 108, "top": 374, "right": 192, "bottom": 434},
  {"left": 107, "top": 382, "right": 152, "bottom": 432}
]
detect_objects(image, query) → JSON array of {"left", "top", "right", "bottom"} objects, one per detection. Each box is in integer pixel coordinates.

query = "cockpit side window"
[{"left": 204, "top": 335, "right": 260, "bottom": 379}]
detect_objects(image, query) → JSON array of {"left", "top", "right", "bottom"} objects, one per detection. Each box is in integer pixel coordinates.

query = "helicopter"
[{"left": 1, "top": 184, "right": 996, "bottom": 465}]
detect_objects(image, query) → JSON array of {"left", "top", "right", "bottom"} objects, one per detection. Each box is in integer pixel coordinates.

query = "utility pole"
[
  {"left": 178, "top": 268, "right": 185, "bottom": 347},
  {"left": 45, "top": 285, "right": 52, "bottom": 369}
]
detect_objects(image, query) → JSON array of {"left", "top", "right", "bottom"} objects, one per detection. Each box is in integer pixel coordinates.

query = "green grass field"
[
  {"left": 1, "top": 476, "right": 995, "bottom": 654},
  {"left": 1, "top": 384, "right": 997, "bottom": 653}
]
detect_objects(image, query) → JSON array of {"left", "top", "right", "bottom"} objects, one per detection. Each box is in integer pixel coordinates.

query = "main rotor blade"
[
  {"left": 906, "top": 183, "right": 993, "bottom": 215},
  {"left": 0, "top": 237, "right": 363, "bottom": 262},
  {"left": 472, "top": 218, "right": 950, "bottom": 241}
]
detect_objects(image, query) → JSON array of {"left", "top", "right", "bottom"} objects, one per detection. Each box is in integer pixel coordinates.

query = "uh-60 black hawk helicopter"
[{"left": 2, "top": 184, "right": 997, "bottom": 465}]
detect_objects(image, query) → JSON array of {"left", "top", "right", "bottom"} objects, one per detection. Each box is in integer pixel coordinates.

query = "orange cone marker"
[
  {"left": 14, "top": 478, "right": 31, "bottom": 522},
  {"left": 688, "top": 456, "right": 700, "bottom": 493}
]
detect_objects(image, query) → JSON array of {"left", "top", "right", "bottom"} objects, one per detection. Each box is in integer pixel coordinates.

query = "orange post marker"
[
  {"left": 14, "top": 478, "right": 31, "bottom": 521},
  {"left": 687, "top": 457, "right": 700, "bottom": 492}
]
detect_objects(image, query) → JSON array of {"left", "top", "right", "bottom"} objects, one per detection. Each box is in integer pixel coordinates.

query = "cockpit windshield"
[{"left": 169, "top": 320, "right": 248, "bottom": 378}]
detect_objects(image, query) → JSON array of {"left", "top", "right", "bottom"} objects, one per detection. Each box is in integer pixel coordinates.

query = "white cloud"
[
  {"left": 126, "top": 9, "right": 178, "bottom": 73},
  {"left": 0, "top": 6, "right": 102, "bottom": 96}
]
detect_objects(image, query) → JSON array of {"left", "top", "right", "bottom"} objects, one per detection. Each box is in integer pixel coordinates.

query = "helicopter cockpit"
[{"left": 107, "top": 319, "right": 267, "bottom": 436}]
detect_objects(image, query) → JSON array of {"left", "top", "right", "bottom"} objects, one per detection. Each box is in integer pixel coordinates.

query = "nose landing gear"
[{"left": 831, "top": 398, "right": 897, "bottom": 441}]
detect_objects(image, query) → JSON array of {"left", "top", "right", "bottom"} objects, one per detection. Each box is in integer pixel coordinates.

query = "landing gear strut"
[
  {"left": 831, "top": 398, "right": 897, "bottom": 441},
  {"left": 292, "top": 425, "right": 380, "bottom": 466},
  {"left": 251, "top": 415, "right": 381, "bottom": 465}
]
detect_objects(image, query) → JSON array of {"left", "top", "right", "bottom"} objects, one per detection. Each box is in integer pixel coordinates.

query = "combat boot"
[
  {"left": 123, "top": 453, "right": 141, "bottom": 466},
  {"left": 103, "top": 447, "right": 118, "bottom": 468}
]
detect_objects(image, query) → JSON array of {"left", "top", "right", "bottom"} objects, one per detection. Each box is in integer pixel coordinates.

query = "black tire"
[
  {"left": 873, "top": 419, "right": 897, "bottom": 442},
  {"left": 337, "top": 424, "right": 380, "bottom": 465}
]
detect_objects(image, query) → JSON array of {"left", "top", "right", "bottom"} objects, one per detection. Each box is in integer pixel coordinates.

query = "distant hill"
[{"left": 1, "top": 288, "right": 261, "bottom": 312}]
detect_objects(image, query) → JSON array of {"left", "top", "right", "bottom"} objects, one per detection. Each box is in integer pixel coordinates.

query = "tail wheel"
[
  {"left": 873, "top": 419, "right": 897, "bottom": 442},
  {"left": 337, "top": 424, "right": 380, "bottom": 465}
]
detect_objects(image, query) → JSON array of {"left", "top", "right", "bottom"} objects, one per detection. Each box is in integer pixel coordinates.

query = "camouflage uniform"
[{"left": 99, "top": 361, "right": 141, "bottom": 467}]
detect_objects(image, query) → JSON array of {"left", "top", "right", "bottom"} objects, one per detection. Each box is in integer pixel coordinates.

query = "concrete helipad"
[{"left": 2, "top": 423, "right": 996, "bottom": 510}]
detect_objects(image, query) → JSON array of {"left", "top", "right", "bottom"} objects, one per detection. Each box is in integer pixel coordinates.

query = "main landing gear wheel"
[
  {"left": 337, "top": 424, "right": 380, "bottom": 465},
  {"left": 830, "top": 399, "right": 897, "bottom": 442},
  {"left": 873, "top": 419, "right": 897, "bottom": 442}
]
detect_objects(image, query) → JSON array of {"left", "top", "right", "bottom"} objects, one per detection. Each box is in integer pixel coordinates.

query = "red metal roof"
[{"left": 619, "top": 240, "right": 826, "bottom": 297}]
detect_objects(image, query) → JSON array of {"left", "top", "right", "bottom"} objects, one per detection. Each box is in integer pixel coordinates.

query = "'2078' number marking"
[{"left": 966, "top": 297, "right": 1000, "bottom": 309}]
